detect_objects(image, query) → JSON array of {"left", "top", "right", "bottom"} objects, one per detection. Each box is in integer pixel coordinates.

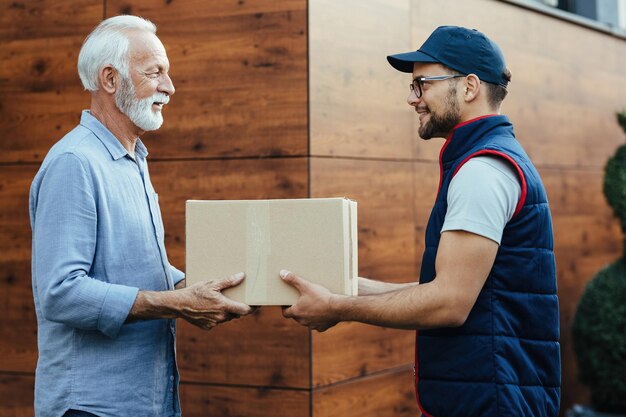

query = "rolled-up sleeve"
[{"left": 32, "top": 153, "right": 138, "bottom": 338}]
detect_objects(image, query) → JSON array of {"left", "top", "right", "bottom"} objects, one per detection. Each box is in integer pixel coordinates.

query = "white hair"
[{"left": 77, "top": 15, "right": 157, "bottom": 92}]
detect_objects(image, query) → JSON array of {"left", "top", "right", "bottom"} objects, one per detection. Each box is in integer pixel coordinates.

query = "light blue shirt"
[{"left": 30, "top": 111, "right": 184, "bottom": 417}]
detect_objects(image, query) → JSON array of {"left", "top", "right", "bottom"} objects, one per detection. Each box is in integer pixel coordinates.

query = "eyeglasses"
[{"left": 410, "top": 75, "right": 466, "bottom": 98}]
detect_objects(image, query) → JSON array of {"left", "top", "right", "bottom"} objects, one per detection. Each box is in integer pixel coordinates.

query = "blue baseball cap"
[{"left": 387, "top": 26, "right": 509, "bottom": 88}]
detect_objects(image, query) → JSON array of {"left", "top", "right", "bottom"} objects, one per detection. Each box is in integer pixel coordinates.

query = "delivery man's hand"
[{"left": 280, "top": 270, "right": 339, "bottom": 332}]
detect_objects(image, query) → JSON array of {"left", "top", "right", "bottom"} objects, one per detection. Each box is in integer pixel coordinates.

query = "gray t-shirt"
[{"left": 441, "top": 155, "right": 522, "bottom": 244}]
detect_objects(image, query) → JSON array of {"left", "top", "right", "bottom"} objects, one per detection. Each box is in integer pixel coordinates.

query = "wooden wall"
[
  {"left": 309, "top": 0, "right": 626, "bottom": 415},
  {"left": 0, "top": 0, "right": 625, "bottom": 416},
  {"left": 1, "top": 0, "right": 312, "bottom": 415}
]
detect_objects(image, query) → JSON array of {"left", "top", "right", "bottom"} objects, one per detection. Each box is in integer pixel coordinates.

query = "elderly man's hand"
[
  {"left": 280, "top": 270, "right": 339, "bottom": 332},
  {"left": 179, "top": 273, "right": 253, "bottom": 331}
]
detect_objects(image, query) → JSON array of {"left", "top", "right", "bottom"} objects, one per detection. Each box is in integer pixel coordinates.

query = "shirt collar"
[
  {"left": 135, "top": 138, "right": 148, "bottom": 159},
  {"left": 79, "top": 110, "right": 150, "bottom": 160}
]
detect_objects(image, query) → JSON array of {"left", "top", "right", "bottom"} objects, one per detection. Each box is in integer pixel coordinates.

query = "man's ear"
[
  {"left": 463, "top": 74, "right": 481, "bottom": 102},
  {"left": 99, "top": 65, "right": 118, "bottom": 94}
]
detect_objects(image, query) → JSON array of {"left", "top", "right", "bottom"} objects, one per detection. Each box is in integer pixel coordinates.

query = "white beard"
[{"left": 115, "top": 76, "right": 169, "bottom": 132}]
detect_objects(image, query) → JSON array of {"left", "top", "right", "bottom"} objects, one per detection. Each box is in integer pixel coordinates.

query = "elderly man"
[
  {"left": 29, "top": 15, "right": 252, "bottom": 417},
  {"left": 282, "top": 26, "right": 560, "bottom": 417}
]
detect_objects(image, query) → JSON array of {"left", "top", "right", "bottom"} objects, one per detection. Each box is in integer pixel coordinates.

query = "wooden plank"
[
  {"left": 0, "top": 36, "right": 88, "bottom": 93},
  {"left": 0, "top": 373, "right": 34, "bottom": 417},
  {"left": 311, "top": 157, "right": 423, "bottom": 281},
  {"left": 312, "top": 323, "right": 413, "bottom": 387},
  {"left": 309, "top": 0, "right": 415, "bottom": 160},
  {"left": 412, "top": 160, "right": 441, "bottom": 260},
  {"left": 0, "top": 261, "right": 37, "bottom": 373},
  {"left": 0, "top": 0, "right": 308, "bottom": 162},
  {"left": 0, "top": 0, "right": 100, "bottom": 162},
  {"left": 0, "top": 90, "right": 88, "bottom": 163},
  {"left": 0, "top": 165, "right": 39, "bottom": 372},
  {"left": 0, "top": 20, "right": 96, "bottom": 163},
  {"left": 106, "top": 0, "right": 308, "bottom": 159},
  {"left": 312, "top": 367, "right": 419, "bottom": 417},
  {"left": 307, "top": 0, "right": 622, "bottom": 166},
  {"left": 106, "top": 0, "right": 304, "bottom": 20},
  {"left": 0, "top": 165, "right": 35, "bottom": 260},
  {"left": 0, "top": 0, "right": 101, "bottom": 41},
  {"left": 180, "top": 381, "right": 309, "bottom": 417},
  {"left": 177, "top": 307, "right": 309, "bottom": 388},
  {"left": 543, "top": 167, "right": 622, "bottom": 348},
  {"left": 543, "top": 167, "right": 618, "bottom": 216}
]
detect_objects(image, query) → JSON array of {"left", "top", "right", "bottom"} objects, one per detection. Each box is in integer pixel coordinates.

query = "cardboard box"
[{"left": 185, "top": 198, "right": 358, "bottom": 305}]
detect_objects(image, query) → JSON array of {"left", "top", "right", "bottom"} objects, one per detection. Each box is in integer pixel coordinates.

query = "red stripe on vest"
[
  {"left": 450, "top": 150, "right": 528, "bottom": 218},
  {"left": 437, "top": 115, "right": 499, "bottom": 196}
]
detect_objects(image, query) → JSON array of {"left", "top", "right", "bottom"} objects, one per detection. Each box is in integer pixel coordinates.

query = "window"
[
  {"left": 533, "top": 0, "right": 626, "bottom": 31},
  {"left": 620, "top": 0, "right": 626, "bottom": 29}
]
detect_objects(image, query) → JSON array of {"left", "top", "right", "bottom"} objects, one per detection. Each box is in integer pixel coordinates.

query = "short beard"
[
  {"left": 115, "top": 75, "right": 167, "bottom": 132},
  {"left": 418, "top": 82, "right": 461, "bottom": 140}
]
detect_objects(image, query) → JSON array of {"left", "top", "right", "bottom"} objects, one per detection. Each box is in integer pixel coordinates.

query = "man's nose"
[
  {"left": 160, "top": 73, "right": 175, "bottom": 96},
  {"left": 407, "top": 88, "right": 419, "bottom": 106}
]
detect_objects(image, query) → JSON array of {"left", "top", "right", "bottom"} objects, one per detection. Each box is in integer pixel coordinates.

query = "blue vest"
[{"left": 416, "top": 115, "right": 561, "bottom": 417}]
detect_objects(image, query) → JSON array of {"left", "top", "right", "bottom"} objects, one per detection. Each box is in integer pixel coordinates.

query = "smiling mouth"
[{"left": 153, "top": 102, "right": 165, "bottom": 110}]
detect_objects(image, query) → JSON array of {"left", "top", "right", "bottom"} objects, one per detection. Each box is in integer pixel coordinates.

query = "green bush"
[
  {"left": 572, "top": 110, "right": 626, "bottom": 414},
  {"left": 572, "top": 260, "right": 626, "bottom": 413},
  {"left": 618, "top": 111, "right": 626, "bottom": 133},
  {"left": 603, "top": 143, "right": 626, "bottom": 240}
]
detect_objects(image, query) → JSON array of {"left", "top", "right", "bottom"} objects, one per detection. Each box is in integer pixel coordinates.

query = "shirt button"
[{"left": 170, "top": 376, "right": 174, "bottom": 381}]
